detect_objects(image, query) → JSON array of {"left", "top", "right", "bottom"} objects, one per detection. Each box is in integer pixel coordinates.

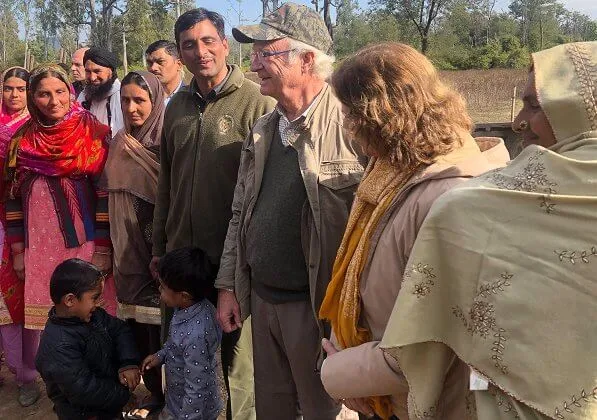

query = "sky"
[{"left": 204, "top": 0, "right": 597, "bottom": 35}]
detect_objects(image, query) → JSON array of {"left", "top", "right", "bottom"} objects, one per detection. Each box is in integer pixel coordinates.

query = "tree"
[
  {"left": 322, "top": 0, "right": 334, "bottom": 38},
  {"left": 509, "top": 0, "right": 562, "bottom": 51},
  {"left": 261, "top": 0, "right": 279, "bottom": 17},
  {"left": 36, "top": 0, "right": 61, "bottom": 60},
  {"left": 0, "top": 1, "right": 22, "bottom": 66},
  {"left": 371, "top": 0, "right": 453, "bottom": 54},
  {"left": 559, "top": 10, "right": 597, "bottom": 42},
  {"left": 21, "top": 0, "right": 35, "bottom": 67},
  {"left": 50, "top": 0, "right": 125, "bottom": 50}
]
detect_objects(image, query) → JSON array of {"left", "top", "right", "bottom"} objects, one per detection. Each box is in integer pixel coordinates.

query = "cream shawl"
[{"left": 380, "top": 41, "right": 597, "bottom": 420}]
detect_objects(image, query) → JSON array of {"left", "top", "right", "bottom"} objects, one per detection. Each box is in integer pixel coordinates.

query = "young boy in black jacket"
[{"left": 35, "top": 258, "right": 141, "bottom": 420}]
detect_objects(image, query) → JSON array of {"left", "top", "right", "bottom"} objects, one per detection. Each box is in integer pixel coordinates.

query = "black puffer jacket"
[{"left": 35, "top": 307, "right": 140, "bottom": 420}]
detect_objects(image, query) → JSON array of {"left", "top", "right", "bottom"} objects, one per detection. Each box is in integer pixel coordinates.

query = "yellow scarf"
[{"left": 320, "top": 157, "right": 419, "bottom": 419}]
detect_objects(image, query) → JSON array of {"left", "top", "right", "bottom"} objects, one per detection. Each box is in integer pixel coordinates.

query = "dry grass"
[{"left": 441, "top": 69, "right": 528, "bottom": 123}]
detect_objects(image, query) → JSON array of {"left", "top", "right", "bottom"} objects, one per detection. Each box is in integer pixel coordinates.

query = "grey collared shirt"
[
  {"left": 194, "top": 66, "right": 232, "bottom": 103},
  {"left": 164, "top": 79, "right": 185, "bottom": 107},
  {"left": 276, "top": 88, "right": 324, "bottom": 147}
]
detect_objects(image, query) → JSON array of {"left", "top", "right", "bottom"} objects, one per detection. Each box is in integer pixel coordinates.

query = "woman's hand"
[
  {"left": 322, "top": 339, "right": 375, "bottom": 417},
  {"left": 321, "top": 338, "right": 339, "bottom": 356},
  {"left": 92, "top": 246, "right": 112, "bottom": 274},
  {"left": 11, "top": 243, "right": 25, "bottom": 281}
]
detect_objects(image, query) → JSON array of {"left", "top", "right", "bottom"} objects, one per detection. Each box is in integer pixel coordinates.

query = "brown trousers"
[{"left": 251, "top": 292, "right": 340, "bottom": 420}]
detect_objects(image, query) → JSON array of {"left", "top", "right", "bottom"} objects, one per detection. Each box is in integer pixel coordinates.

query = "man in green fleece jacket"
[{"left": 149, "top": 8, "right": 275, "bottom": 420}]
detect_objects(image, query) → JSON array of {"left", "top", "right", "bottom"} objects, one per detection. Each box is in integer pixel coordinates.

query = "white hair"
[{"left": 287, "top": 38, "right": 335, "bottom": 81}]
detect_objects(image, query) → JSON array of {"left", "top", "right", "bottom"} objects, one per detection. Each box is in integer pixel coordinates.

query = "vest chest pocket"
[{"left": 318, "top": 160, "right": 364, "bottom": 190}]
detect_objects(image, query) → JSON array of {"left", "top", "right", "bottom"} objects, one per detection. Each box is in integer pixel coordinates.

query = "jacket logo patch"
[{"left": 218, "top": 115, "right": 234, "bottom": 135}]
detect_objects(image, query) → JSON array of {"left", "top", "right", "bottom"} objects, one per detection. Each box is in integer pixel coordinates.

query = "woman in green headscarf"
[{"left": 380, "top": 41, "right": 597, "bottom": 419}]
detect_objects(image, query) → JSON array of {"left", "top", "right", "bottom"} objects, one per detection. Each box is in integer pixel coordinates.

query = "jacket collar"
[
  {"left": 48, "top": 306, "right": 88, "bottom": 326},
  {"left": 189, "top": 64, "right": 244, "bottom": 102},
  {"left": 259, "top": 83, "right": 339, "bottom": 146}
]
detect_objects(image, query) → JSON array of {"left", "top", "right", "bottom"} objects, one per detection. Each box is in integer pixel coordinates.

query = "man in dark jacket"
[{"left": 36, "top": 259, "right": 140, "bottom": 420}]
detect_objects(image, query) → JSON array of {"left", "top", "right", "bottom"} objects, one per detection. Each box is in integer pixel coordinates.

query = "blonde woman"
[{"left": 319, "top": 42, "right": 509, "bottom": 419}]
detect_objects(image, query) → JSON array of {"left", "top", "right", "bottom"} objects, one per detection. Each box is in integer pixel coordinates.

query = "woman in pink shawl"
[
  {"left": 0, "top": 67, "right": 31, "bottom": 135},
  {"left": 0, "top": 66, "right": 39, "bottom": 407}
]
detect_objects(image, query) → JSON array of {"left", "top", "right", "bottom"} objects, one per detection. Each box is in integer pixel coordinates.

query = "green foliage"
[
  {"left": 1, "top": 0, "right": 594, "bottom": 71},
  {"left": 352, "top": 0, "right": 590, "bottom": 69},
  {"left": 0, "top": 4, "right": 24, "bottom": 68},
  {"left": 112, "top": 0, "right": 177, "bottom": 66},
  {"left": 430, "top": 34, "right": 530, "bottom": 70},
  {"left": 334, "top": 9, "right": 416, "bottom": 59}
]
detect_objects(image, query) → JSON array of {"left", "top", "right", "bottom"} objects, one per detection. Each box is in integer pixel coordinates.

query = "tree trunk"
[
  {"left": 106, "top": 7, "right": 113, "bottom": 50},
  {"left": 88, "top": 0, "right": 97, "bottom": 44},
  {"left": 2, "top": 16, "right": 6, "bottom": 65},
  {"left": 323, "top": 0, "right": 333, "bottom": 39},
  {"left": 122, "top": 29, "right": 128, "bottom": 74},
  {"left": 421, "top": 35, "right": 429, "bottom": 55}
]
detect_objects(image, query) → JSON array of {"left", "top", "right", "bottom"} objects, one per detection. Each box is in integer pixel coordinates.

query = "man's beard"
[{"left": 86, "top": 75, "right": 117, "bottom": 101}]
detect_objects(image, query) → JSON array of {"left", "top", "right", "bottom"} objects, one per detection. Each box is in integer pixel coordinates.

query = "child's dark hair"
[
  {"left": 50, "top": 259, "right": 103, "bottom": 304},
  {"left": 158, "top": 247, "right": 212, "bottom": 301}
]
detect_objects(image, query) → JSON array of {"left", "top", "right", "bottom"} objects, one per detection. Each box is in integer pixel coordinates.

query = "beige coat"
[
  {"left": 215, "top": 84, "right": 366, "bottom": 331},
  {"left": 321, "top": 137, "right": 510, "bottom": 418}
]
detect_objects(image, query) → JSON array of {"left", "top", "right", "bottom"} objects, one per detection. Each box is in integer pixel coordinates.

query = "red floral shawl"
[{"left": 14, "top": 108, "right": 109, "bottom": 180}]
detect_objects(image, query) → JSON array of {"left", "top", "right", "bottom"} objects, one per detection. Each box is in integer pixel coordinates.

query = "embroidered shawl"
[{"left": 380, "top": 42, "right": 597, "bottom": 420}]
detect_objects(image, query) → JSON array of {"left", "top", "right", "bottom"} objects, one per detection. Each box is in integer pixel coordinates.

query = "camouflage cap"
[{"left": 232, "top": 2, "right": 333, "bottom": 54}]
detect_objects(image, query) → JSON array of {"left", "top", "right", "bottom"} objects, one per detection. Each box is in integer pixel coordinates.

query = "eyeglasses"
[{"left": 250, "top": 48, "right": 296, "bottom": 62}]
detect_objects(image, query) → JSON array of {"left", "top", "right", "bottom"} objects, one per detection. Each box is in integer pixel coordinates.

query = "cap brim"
[{"left": 232, "top": 24, "right": 288, "bottom": 44}]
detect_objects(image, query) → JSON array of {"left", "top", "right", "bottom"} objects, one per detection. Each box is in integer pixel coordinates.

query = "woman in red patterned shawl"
[{"left": 4, "top": 65, "right": 117, "bottom": 380}]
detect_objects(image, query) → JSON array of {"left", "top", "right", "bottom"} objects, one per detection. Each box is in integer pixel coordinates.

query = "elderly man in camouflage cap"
[{"left": 215, "top": 3, "right": 365, "bottom": 419}]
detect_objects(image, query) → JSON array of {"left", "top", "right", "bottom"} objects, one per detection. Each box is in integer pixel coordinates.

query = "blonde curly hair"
[{"left": 331, "top": 42, "right": 473, "bottom": 168}]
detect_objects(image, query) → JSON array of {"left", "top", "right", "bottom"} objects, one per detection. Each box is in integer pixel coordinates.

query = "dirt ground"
[
  {"left": 0, "top": 368, "right": 160, "bottom": 420},
  {"left": 0, "top": 367, "right": 357, "bottom": 419}
]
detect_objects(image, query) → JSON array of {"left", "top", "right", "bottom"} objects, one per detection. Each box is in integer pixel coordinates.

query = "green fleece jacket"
[{"left": 152, "top": 65, "right": 275, "bottom": 259}]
